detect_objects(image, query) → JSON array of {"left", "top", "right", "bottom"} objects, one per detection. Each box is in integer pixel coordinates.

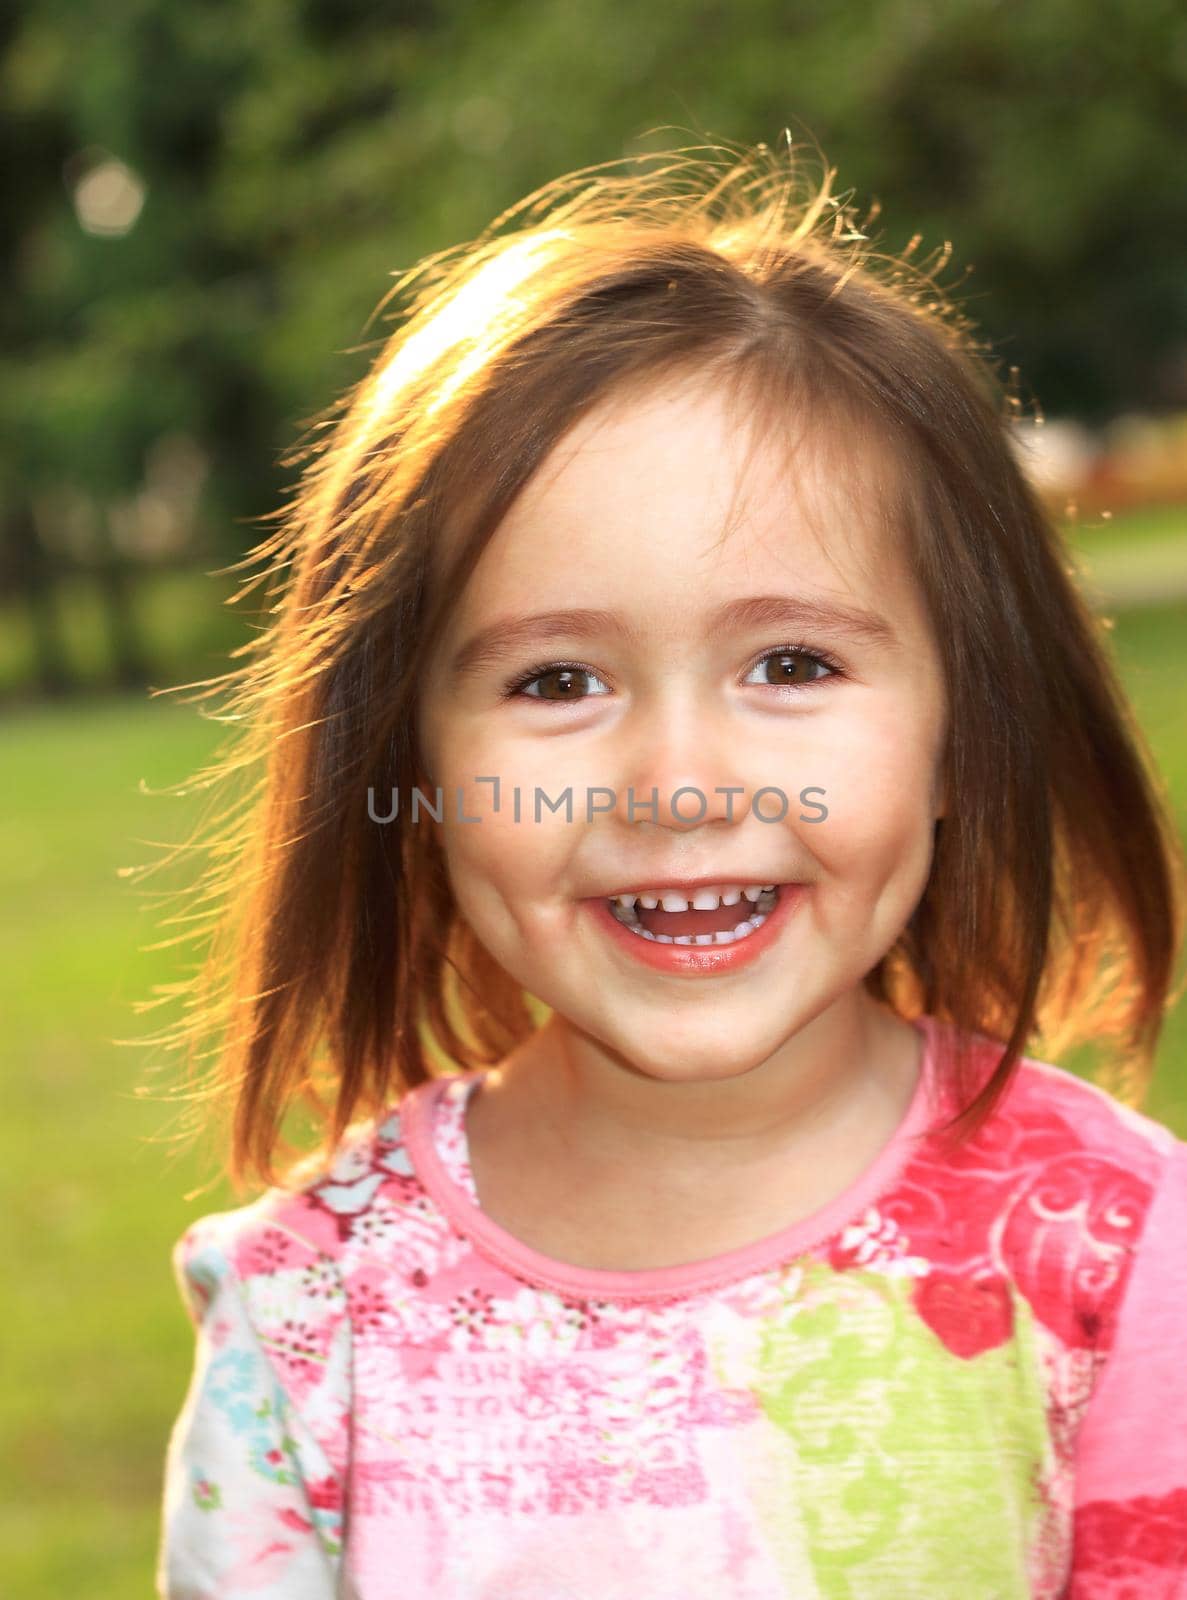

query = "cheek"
[
  {"left": 418, "top": 702, "right": 538, "bottom": 803},
  {"left": 433, "top": 805, "right": 574, "bottom": 943},
  {"left": 792, "top": 706, "right": 942, "bottom": 868},
  {"left": 419, "top": 700, "right": 601, "bottom": 863}
]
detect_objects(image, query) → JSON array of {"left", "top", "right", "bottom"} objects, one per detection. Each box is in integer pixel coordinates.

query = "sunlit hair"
[{"left": 131, "top": 136, "right": 1185, "bottom": 1195}]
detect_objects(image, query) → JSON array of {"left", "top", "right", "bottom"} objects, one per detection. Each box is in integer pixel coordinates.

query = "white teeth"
[
  {"left": 623, "top": 913, "right": 769, "bottom": 946},
  {"left": 609, "top": 882, "right": 780, "bottom": 912}
]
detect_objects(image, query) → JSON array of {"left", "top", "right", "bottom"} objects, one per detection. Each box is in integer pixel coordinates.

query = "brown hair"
[{"left": 132, "top": 138, "right": 1185, "bottom": 1195}]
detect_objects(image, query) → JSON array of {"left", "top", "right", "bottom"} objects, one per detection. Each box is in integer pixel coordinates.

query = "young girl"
[{"left": 153, "top": 140, "right": 1187, "bottom": 1598}]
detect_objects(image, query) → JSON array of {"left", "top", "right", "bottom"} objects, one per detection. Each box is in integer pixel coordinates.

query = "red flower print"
[
  {"left": 872, "top": 1073, "right": 1159, "bottom": 1354},
  {"left": 912, "top": 1263, "right": 1014, "bottom": 1358},
  {"left": 277, "top": 1507, "right": 314, "bottom": 1534},
  {"left": 826, "top": 1208, "right": 903, "bottom": 1273},
  {"left": 880, "top": 1166, "right": 1006, "bottom": 1268},
  {"left": 449, "top": 1286, "right": 496, "bottom": 1333},
  {"left": 344, "top": 1262, "right": 394, "bottom": 1332},
  {"left": 999, "top": 1154, "right": 1152, "bottom": 1350},
  {"left": 276, "top": 1317, "right": 326, "bottom": 1369},
  {"left": 233, "top": 1227, "right": 297, "bottom": 1279},
  {"left": 307, "top": 1474, "right": 343, "bottom": 1511},
  {"left": 1072, "top": 1489, "right": 1187, "bottom": 1591}
]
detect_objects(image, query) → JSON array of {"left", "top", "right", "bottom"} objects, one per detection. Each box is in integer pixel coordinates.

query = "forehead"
[{"left": 449, "top": 368, "right": 917, "bottom": 622}]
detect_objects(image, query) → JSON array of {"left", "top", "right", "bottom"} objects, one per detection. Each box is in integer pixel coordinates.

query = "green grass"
[
  {"left": 1, "top": 695, "right": 239, "bottom": 1597},
  {"left": 1057, "top": 601, "right": 1187, "bottom": 1128},
  {"left": 1062, "top": 500, "right": 1187, "bottom": 549},
  {"left": 1, "top": 596, "right": 1186, "bottom": 1596}
]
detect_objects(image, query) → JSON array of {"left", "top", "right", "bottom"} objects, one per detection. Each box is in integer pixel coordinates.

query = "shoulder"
[
  {"left": 924, "top": 1016, "right": 1181, "bottom": 1180},
  {"left": 170, "top": 1089, "right": 449, "bottom": 1467},
  {"left": 910, "top": 1020, "right": 1186, "bottom": 1353},
  {"left": 174, "top": 1077, "right": 450, "bottom": 1318},
  {"left": 1005, "top": 1046, "right": 1186, "bottom": 1313},
  {"left": 1004, "top": 1041, "right": 1181, "bottom": 1174},
  {"left": 1015, "top": 1053, "right": 1187, "bottom": 1327}
]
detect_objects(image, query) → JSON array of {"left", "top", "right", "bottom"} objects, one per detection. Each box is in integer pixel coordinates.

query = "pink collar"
[{"left": 399, "top": 1014, "right": 943, "bottom": 1304}]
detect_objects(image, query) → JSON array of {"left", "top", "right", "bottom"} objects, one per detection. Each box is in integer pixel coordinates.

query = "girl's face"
[{"left": 416, "top": 371, "right": 947, "bottom": 1087}]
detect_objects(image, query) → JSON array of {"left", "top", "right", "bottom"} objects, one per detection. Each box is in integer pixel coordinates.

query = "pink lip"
[{"left": 585, "top": 884, "right": 805, "bottom": 976}]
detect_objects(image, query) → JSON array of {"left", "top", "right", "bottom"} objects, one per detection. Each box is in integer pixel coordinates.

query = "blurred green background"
[{"left": 3, "top": 1, "right": 1187, "bottom": 1593}]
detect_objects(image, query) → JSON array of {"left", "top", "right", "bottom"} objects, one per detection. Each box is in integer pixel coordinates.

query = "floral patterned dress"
[{"left": 156, "top": 1013, "right": 1187, "bottom": 1598}]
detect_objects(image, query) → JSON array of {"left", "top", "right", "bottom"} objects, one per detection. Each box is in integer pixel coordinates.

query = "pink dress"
[{"left": 156, "top": 1014, "right": 1187, "bottom": 1597}]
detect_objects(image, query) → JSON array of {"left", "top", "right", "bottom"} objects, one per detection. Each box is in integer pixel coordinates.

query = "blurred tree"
[
  {"left": 1, "top": 0, "right": 1184, "bottom": 694},
  {"left": 0, "top": 498, "right": 71, "bottom": 693}
]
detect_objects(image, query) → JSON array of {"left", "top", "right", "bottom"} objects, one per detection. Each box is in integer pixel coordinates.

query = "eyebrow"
[{"left": 448, "top": 593, "right": 898, "bottom": 680}]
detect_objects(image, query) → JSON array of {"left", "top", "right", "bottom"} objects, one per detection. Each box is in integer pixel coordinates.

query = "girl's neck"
[{"left": 462, "top": 998, "right": 924, "bottom": 1267}]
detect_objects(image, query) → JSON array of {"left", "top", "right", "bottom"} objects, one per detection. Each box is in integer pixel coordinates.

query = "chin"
[{"left": 612, "top": 1043, "right": 774, "bottom": 1084}]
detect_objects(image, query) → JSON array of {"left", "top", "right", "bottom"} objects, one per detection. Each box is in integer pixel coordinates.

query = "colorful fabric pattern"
[{"left": 156, "top": 1014, "right": 1187, "bottom": 1597}]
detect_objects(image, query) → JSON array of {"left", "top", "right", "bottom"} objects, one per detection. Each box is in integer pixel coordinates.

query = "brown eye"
[
  {"left": 511, "top": 664, "right": 612, "bottom": 701},
  {"left": 748, "top": 649, "right": 835, "bottom": 688},
  {"left": 532, "top": 669, "right": 588, "bottom": 699}
]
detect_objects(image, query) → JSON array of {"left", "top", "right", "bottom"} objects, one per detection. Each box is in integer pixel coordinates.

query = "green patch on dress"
[
  {"left": 192, "top": 1475, "right": 223, "bottom": 1512},
  {"left": 741, "top": 1261, "right": 1054, "bottom": 1599}
]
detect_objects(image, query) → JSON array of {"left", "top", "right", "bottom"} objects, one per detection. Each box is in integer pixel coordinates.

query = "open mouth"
[{"left": 607, "top": 884, "right": 781, "bottom": 946}]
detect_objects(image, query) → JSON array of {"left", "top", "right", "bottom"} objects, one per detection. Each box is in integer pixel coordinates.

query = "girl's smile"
[
  {"left": 417, "top": 366, "right": 948, "bottom": 1144},
  {"left": 588, "top": 879, "right": 805, "bottom": 975}
]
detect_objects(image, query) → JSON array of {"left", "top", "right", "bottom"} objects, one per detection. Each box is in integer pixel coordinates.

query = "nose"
[{"left": 614, "top": 702, "right": 750, "bottom": 831}]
